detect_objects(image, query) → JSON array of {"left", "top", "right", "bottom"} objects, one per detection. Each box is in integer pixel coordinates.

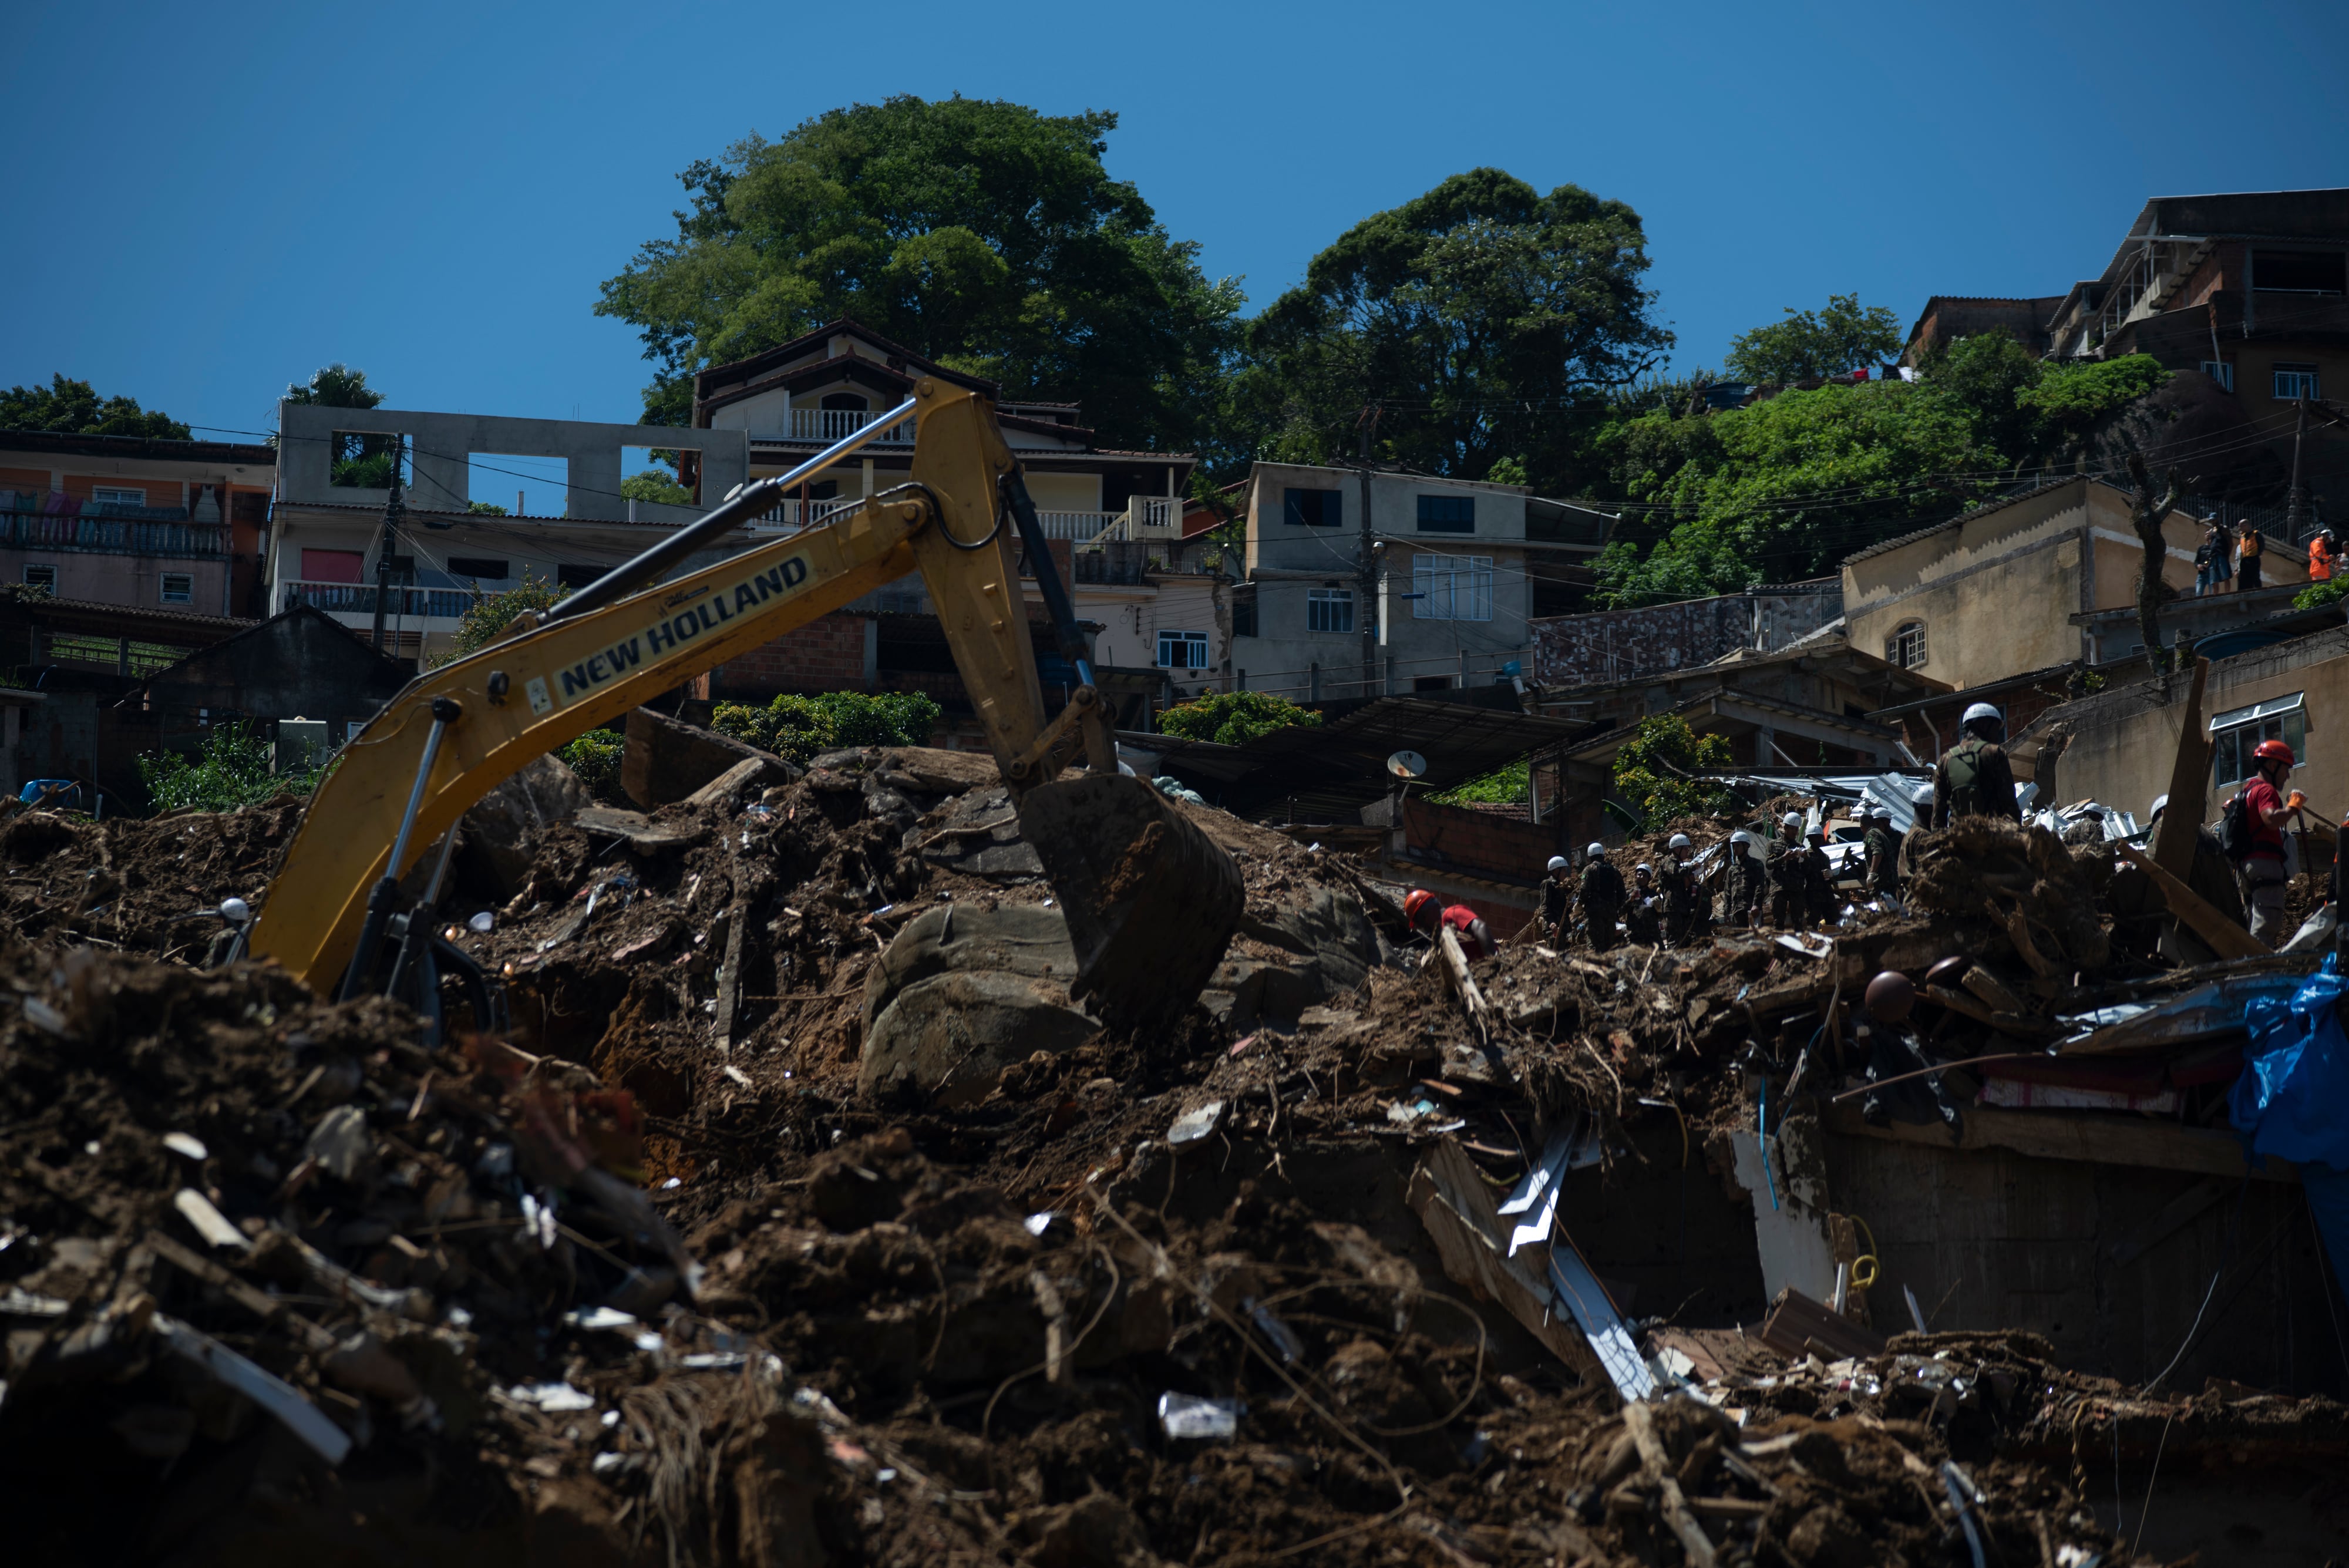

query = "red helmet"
[
  {"left": 1404, "top": 889, "right": 1435, "bottom": 922},
  {"left": 2253, "top": 739, "right": 2296, "bottom": 768}
]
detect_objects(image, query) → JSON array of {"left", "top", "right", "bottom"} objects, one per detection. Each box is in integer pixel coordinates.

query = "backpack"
[
  {"left": 1942, "top": 739, "right": 1987, "bottom": 818},
  {"left": 2219, "top": 790, "right": 2255, "bottom": 861}
]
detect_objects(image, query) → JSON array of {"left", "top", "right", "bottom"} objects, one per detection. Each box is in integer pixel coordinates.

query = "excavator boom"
[{"left": 248, "top": 381, "right": 1240, "bottom": 1025}]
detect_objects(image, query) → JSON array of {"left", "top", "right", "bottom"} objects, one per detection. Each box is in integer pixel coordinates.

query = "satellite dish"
[{"left": 1387, "top": 749, "right": 1428, "bottom": 779}]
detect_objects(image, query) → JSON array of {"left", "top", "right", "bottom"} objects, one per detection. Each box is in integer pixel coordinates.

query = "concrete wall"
[
  {"left": 2038, "top": 625, "right": 2349, "bottom": 829},
  {"left": 1533, "top": 582, "right": 1842, "bottom": 687},
  {"left": 1235, "top": 462, "right": 1534, "bottom": 702},
  {"left": 277, "top": 403, "right": 749, "bottom": 522},
  {"left": 0, "top": 550, "right": 230, "bottom": 615}
]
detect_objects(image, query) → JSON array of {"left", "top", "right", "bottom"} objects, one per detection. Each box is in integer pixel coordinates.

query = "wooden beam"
[
  {"left": 2114, "top": 840, "right": 2266, "bottom": 961},
  {"left": 2152, "top": 657, "right": 2212, "bottom": 882},
  {"left": 1825, "top": 1102, "right": 2295, "bottom": 1182}
]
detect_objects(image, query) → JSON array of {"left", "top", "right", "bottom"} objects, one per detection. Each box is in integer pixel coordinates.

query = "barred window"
[
  {"left": 1886, "top": 621, "right": 1927, "bottom": 669},
  {"left": 1157, "top": 629, "right": 1209, "bottom": 669}
]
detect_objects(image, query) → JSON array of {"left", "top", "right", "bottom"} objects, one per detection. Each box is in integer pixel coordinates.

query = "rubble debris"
[{"left": 0, "top": 725, "right": 2343, "bottom": 1566}]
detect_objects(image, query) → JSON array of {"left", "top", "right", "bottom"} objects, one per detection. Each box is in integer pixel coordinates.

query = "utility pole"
[
  {"left": 369, "top": 434, "right": 407, "bottom": 651},
  {"left": 1355, "top": 405, "right": 1379, "bottom": 699},
  {"left": 2286, "top": 397, "right": 2308, "bottom": 541}
]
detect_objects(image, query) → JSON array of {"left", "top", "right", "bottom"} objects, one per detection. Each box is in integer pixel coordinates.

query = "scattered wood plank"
[
  {"left": 2114, "top": 840, "right": 2266, "bottom": 961},
  {"left": 2152, "top": 658, "right": 2213, "bottom": 884},
  {"left": 1759, "top": 1286, "right": 1886, "bottom": 1361}
]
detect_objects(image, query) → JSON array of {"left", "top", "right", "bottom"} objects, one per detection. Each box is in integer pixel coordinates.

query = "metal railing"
[
  {"left": 746, "top": 496, "right": 864, "bottom": 531},
  {"left": 778, "top": 407, "right": 918, "bottom": 443},
  {"left": 280, "top": 580, "right": 474, "bottom": 621},
  {"left": 0, "top": 508, "right": 226, "bottom": 557}
]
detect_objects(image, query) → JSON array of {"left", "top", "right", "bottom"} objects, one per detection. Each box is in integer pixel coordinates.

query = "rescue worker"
[
  {"left": 1862, "top": 805, "right": 1901, "bottom": 898},
  {"left": 2310, "top": 528, "right": 2338, "bottom": 585},
  {"left": 1661, "top": 831, "right": 1706, "bottom": 945},
  {"left": 1897, "top": 783, "right": 1936, "bottom": 884},
  {"left": 1624, "top": 863, "right": 1663, "bottom": 947},
  {"left": 1536, "top": 854, "right": 1572, "bottom": 941},
  {"left": 1798, "top": 820, "right": 1839, "bottom": 923},
  {"left": 1766, "top": 810, "right": 1807, "bottom": 927},
  {"left": 1576, "top": 842, "right": 1626, "bottom": 951},
  {"left": 1933, "top": 702, "right": 2023, "bottom": 828},
  {"left": 1726, "top": 828, "right": 1768, "bottom": 925},
  {"left": 2234, "top": 738, "right": 2305, "bottom": 945},
  {"left": 1404, "top": 888, "right": 1496, "bottom": 960},
  {"left": 2237, "top": 520, "right": 2264, "bottom": 592}
]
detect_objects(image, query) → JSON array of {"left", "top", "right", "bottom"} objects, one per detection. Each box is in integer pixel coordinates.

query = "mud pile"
[{"left": 0, "top": 763, "right": 2333, "bottom": 1565}]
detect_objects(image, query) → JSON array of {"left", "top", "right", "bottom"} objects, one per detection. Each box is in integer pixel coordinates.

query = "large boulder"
[
  {"left": 1198, "top": 884, "right": 1382, "bottom": 1028},
  {"left": 459, "top": 755, "right": 591, "bottom": 898},
  {"left": 859, "top": 903, "right": 1097, "bottom": 1107}
]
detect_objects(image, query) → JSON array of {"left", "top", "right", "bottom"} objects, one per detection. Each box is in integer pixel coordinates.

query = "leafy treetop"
[
  {"left": 0, "top": 374, "right": 190, "bottom": 440},
  {"left": 621, "top": 469, "right": 693, "bottom": 505},
  {"left": 594, "top": 95, "right": 1243, "bottom": 456},
  {"left": 1230, "top": 169, "right": 1670, "bottom": 489},
  {"left": 1724, "top": 294, "right": 1903, "bottom": 383},
  {"left": 1610, "top": 715, "right": 1735, "bottom": 827},
  {"left": 284, "top": 364, "right": 385, "bottom": 409},
  {"left": 437, "top": 574, "right": 568, "bottom": 666},
  {"left": 1157, "top": 690, "right": 1321, "bottom": 748},
  {"left": 710, "top": 690, "right": 941, "bottom": 767}
]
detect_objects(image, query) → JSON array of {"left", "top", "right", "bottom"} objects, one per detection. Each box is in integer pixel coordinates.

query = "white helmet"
[
  {"left": 1586, "top": 843, "right": 1605, "bottom": 858},
  {"left": 1635, "top": 862, "right": 1652, "bottom": 874},
  {"left": 1546, "top": 855, "right": 1568, "bottom": 872},
  {"left": 1667, "top": 832, "right": 1692, "bottom": 851},
  {"left": 1912, "top": 785, "right": 1935, "bottom": 807},
  {"left": 1782, "top": 811, "right": 1803, "bottom": 832},
  {"left": 2149, "top": 793, "right": 2169, "bottom": 822},
  {"left": 1961, "top": 701, "right": 2002, "bottom": 729},
  {"left": 1729, "top": 829, "right": 1754, "bottom": 847}
]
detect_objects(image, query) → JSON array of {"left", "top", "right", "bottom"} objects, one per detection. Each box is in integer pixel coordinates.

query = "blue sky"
[{"left": 5, "top": 0, "right": 2344, "bottom": 511}]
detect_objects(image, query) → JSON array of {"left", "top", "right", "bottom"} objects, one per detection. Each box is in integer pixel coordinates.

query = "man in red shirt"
[
  {"left": 2237, "top": 738, "right": 2305, "bottom": 945},
  {"left": 1405, "top": 889, "right": 1496, "bottom": 960}
]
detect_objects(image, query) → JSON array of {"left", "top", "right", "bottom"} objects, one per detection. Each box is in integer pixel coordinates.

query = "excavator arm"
[{"left": 248, "top": 380, "right": 1240, "bottom": 1027}]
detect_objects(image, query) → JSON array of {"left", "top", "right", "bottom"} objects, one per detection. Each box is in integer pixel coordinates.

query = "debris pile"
[{"left": 0, "top": 747, "right": 2341, "bottom": 1564}]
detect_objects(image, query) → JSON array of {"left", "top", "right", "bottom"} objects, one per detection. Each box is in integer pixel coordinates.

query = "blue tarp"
[{"left": 2230, "top": 955, "right": 2349, "bottom": 1291}]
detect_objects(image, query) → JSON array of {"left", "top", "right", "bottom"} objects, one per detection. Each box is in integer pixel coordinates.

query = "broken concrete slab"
[{"left": 621, "top": 704, "right": 798, "bottom": 809}]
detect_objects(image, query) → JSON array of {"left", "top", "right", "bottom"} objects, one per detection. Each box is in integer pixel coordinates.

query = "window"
[
  {"left": 91, "top": 486, "right": 146, "bottom": 506},
  {"left": 2274, "top": 363, "right": 2321, "bottom": 401},
  {"left": 1886, "top": 621, "right": 1927, "bottom": 669},
  {"left": 1307, "top": 587, "right": 1354, "bottom": 634},
  {"left": 22, "top": 565, "right": 55, "bottom": 592},
  {"left": 1230, "top": 583, "right": 1257, "bottom": 638},
  {"left": 2211, "top": 692, "right": 2305, "bottom": 790},
  {"left": 1412, "top": 555, "right": 1494, "bottom": 621},
  {"left": 2253, "top": 250, "right": 2347, "bottom": 295},
  {"left": 1416, "top": 494, "right": 1475, "bottom": 533},
  {"left": 1413, "top": 675, "right": 1453, "bottom": 693},
  {"left": 447, "top": 556, "right": 511, "bottom": 581},
  {"left": 1157, "top": 629, "right": 1209, "bottom": 669},
  {"left": 1284, "top": 487, "right": 1341, "bottom": 527},
  {"left": 2200, "top": 360, "right": 2234, "bottom": 392},
  {"left": 301, "top": 549, "right": 365, "bottom": 583},
  {"left": 159, "top": 573, "right": 194, "bottom": 605}
]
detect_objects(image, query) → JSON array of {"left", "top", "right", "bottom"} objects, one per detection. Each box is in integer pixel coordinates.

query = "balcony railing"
[
  {"left": 779, "top": 407, "right": 918, "bottom": 443},
  {"left": 0, "top": 507, "right": 226, "bottom": 558},
  {"left": 281, "top": 580, "right": 474, "bottom": 621},
  {"left": 746, "top": 496, "right": 864, "bottom": 532}
]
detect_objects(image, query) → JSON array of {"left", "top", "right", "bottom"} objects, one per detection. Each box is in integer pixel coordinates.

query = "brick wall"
[{"left": 711, "top": 611, "right": 867, "bottom": 698}]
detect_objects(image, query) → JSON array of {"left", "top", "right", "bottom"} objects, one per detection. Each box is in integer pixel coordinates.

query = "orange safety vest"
[{"left": 2312, "top": 537, "right": 2335, "bottom": 583}]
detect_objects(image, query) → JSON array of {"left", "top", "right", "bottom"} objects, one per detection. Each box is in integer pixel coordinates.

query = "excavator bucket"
[{"left": 1017, "top": 772, "right": 1244, "bottom": 1031}]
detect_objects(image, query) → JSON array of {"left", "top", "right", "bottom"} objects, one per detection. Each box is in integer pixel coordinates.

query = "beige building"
[
  {"left": 2023, "top": 623, "right": 2348, "bottom": 832},
  {"left": 1840, "top": 476, "right": 2306, "bottom": 691}
]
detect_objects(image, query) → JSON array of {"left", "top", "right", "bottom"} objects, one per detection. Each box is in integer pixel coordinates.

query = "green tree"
[
  {"left": 1156, "top": 690, "right": 1321, "bottom": 747},
  {"left": 1725, "top": 294, "right": 1903, "bottom": 383},
  {"left": 139, "top": 725, "right": 327, "bottom": 812},
  {"left": 595, "top": 97, "right": 1244, "bottom": 452},
  {"left": 284, "top": 363, "right": 398, "bottom": 488},
  {"left": 0, "top": 374, "right": 190, "bottom": 439},
  {"left": 435, "top": 574, "right": 568, "bottom": 666},
  {"left": 2017, "top": 353, "right": 2171, "bottom": 452},
  {"left": 709, "top": 689, "right": 941, "bottom": 766},
  {"left": 1429, "top": 757, "right": 1530, "bottom": 805},
  {"left": 560, "top": 731, "right": 626, "bottom": 799},
  {"left": 1913, "top": 329, "right": 2042, "bottom": 462},
  {"left": 1230, "top": 170, "right": 1670, "bottom": 487},
  {"left": 620, "top": 469, "right": 693, "bottom": 505},
  {"left": 1593, "top": 379, "right": 1998, "bottom": 604},
  {"left": 1610, "top": 715, "right": 1735, "bottom": 827}
]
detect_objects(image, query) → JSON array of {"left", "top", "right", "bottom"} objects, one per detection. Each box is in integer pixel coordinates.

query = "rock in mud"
[
  {"left": 460, "top": 753, "right": 591, "bottom": 897},
  {"left": 859, "top": 903, "right": 1098, "bottom": 1106}
]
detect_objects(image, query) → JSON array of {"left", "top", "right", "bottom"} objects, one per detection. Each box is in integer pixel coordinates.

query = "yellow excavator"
[{"left": 247, "top": 379, "right": 1242, "bottom": 1033}]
